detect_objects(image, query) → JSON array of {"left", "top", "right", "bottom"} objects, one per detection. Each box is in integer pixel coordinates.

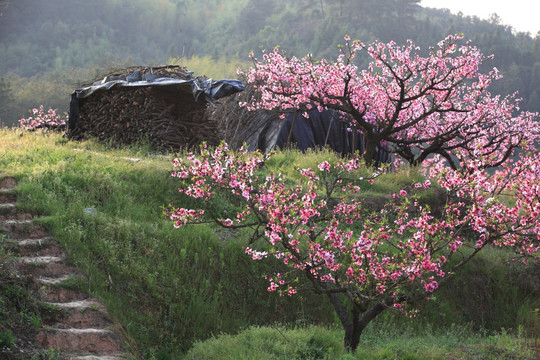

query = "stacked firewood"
[{"left": 69, "top": 66, "right": 219, "bottom": 151}]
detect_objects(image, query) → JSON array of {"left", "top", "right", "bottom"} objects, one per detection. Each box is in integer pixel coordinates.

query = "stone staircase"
[{"left": 0, "top": 176, "right": 131, "bottom": 359}]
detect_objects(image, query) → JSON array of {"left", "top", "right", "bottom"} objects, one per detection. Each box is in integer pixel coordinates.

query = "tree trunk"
[
  {"left": 363, "top": 134, "right": 378, "bottom": 168},
  {"left": 345, "top": 301, "right": 388, "bottom": 351},
  {"left": 325, "top": 292, "right": 353, "bottom": 347},
  {"left": 325, "top": 292, "right": 389, "bottom": 352},
  {"left": 344, "top": 306, "right": 361, "bottom": 350}
]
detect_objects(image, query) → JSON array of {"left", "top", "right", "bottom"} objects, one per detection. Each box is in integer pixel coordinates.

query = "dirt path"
[{"left": 0, "top": 176, "right": 131, "bottom": 359}]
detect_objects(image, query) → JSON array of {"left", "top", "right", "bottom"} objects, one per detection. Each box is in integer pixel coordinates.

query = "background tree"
[
  {"left": 2, "top": 0, "right": 540, "bottom": 125},
  {"left": 239, "top": 0, "right": 277, "bottom": 36},
  {"left": 241, "top": 35, "right": 539, "bottom": 168},
  {"left": 0, "top": 77, "right": 13, "bottom": 125}
]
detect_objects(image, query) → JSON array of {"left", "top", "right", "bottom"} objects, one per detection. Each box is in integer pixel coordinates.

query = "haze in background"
[
  {"left": 422, "top": 0, "right": 540, "bottom": 35},
  {"left": 2, "top": 0, "right": 540, "bottom": 127}
]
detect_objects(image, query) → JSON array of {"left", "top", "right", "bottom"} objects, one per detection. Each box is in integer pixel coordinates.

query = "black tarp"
[
  {"left": 272, "top": 108, "right": 391, "bottom": 164},
  {"left": 73, "top": 74, "right": 244, "bottom": 103}
]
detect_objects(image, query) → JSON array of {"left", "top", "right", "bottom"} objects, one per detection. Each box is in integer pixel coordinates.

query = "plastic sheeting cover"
[
  {"left": 73, "top": 70, "right": 244, "bottom": 103},
  {"left": 273, "top": 108, "right": 391, "bottom": 164}
]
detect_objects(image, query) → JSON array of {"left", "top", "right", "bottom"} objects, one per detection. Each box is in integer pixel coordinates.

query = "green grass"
[
  {"left": 184, "top": 325, "right": 345, "bottom": 360},
  {"left": 418, "top": 247, "right": 540, "bottom": 334},
  {"left": 263, "top": 147, "right": 428, "bottom": 196},
  {"left": 184, "top": 324, "right": 539, "bottom": 360},
  {"left": 0, "top": 128, "right": 538, "bottom": 359}
]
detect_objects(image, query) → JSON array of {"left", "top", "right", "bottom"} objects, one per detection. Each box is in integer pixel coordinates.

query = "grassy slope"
[
  {"left": 0, "top": 129, "right": 336, "bottom": 358},
  {"left": 0, "top": 128, "right": 538, "bottom": 359}
]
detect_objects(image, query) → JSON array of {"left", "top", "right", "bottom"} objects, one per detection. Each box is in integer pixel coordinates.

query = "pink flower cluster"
[
  {"left": 19, "top": 105, "right": 66, "bottom": 131},
  {"left": 169, "top": 141, "right": 538, "bottom": 314},
  {"left": 429, "top": 147, "right": 540, "bottom": 256}
]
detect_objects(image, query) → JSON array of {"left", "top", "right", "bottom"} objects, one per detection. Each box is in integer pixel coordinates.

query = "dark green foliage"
[
  {"left": 0, "top": 330, "right": 15, "bottom": 350},
  {"left": 363, "top": 247, "right": 540, "bottom": 342},
  {"left": 425, "top": 248, "right": 540, "bottom": 335}
]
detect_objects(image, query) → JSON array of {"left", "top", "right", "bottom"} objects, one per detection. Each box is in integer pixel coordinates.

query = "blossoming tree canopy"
[
  {"left": 168, "top": 142, "right": 539, "bottom": 350},
  {"left": 239, "top": 34, "right": 539, "bottom": 168}
]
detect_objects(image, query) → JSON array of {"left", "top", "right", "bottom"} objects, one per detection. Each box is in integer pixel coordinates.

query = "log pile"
[{"left": 69, "top": 66, "right": 219, "bottom": 151}]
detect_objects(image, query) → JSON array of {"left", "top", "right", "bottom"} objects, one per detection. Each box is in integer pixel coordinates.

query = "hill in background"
[{"left": 1, "top": 0, "right": 539, "bottom": 126}]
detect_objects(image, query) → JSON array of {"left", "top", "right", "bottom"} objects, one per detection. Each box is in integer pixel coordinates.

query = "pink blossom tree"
[
  {"left": 240, "top": 35, "right": 539, "bottom": 168},
  {"left": 168, "top": 36, "right": 539, "bottom": 351},
  {"left": 168, "top": 143, "right": 539, "bottom": 350}
]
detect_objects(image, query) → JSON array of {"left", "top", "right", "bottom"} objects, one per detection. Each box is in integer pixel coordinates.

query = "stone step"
[
  {"left": 2, "top": 219, "right": 48, "bottom": 239},
  {"left": 17, "top": 236, "right": 54, "bottom": 246},
  {"left": 37, "top": 328, "right": 125, "bottom": 354},
  {"left": 16, "top": 241, "right": 65, "bottom": 257},
  {"left": 0, "top": 177, "right": 17, "bottom": 190},
  {"left": 19, "top": 255, "right": 64, "bottom": 264},
  {"left": 39, "top": 284, "right": 90, "bottom": 303},
  {"left": 68, "top": 355, "right": 127, "bottom": 360},
  {"left": 37, "top": 273, "right": 89, "bottom": 303},
  {"left": 51, "top": 310, "right": 112, "bottom": 330},
  {"left": 0, "top": 192, "right": 16, "bottom": 202},
  {"left": 0, "top": 212, "right": 34, "bottom": 222},
  {"left": 47, "top": 299, "right": 103, "bottom": 310},
  {"left": 16, "top": 236, "right": 55, "bottom": 249},
  {"left": 18, "top": 260, "right": 75, "bottom": 278},
  {"left": 2, "top": 218, "right": 33, "bottom": 225},
  {"left": 44, "top": 300, "right": 113, "bottom": 329},
  {"left": 0, "top": 202, "right": 16, "bottom": 215},
  {"left": 38, "top": 274, "right": 74, "bottom": 285}
]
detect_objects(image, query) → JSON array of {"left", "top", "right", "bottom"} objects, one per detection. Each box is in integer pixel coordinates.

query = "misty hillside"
[{"left": 1, "top": 0, "right": 539, "bottom": 126}]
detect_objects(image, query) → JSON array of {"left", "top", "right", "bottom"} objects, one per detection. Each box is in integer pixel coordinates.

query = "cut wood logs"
[{"left": 68, "top": 66, "right": 219, "bottom": 152}]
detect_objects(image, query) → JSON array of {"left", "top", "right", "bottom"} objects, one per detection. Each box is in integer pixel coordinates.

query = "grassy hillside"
[{"left": 0, "top": 128, "right": 538, "bottom": 359}]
